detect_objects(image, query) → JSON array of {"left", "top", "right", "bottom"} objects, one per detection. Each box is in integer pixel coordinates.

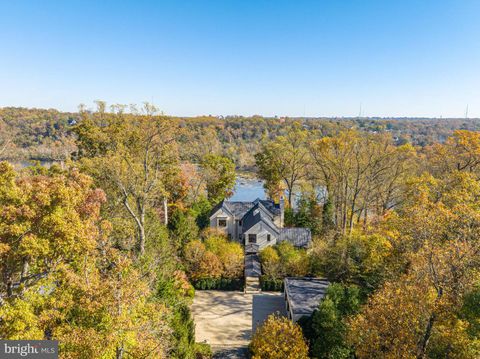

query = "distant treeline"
[{"left": 1, "top": 106, "right": 480, "bottom": 169}]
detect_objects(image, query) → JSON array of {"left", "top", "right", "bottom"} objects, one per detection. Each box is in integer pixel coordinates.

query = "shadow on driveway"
[
  {"left": 252, "top": 292, "right": 287, "bottom": 334},
  {"left": 192, "top": 291, "right": 287, "bottom": 349}
]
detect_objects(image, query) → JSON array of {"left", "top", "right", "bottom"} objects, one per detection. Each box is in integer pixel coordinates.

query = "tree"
[
  {"left": 300, "top": 284, "right": 360, "bottom": 359},
  {"left": 310, "top": 130, "right": 415, "bottom": 233},
  {"left": 199, "top": 154, "right": 236, "bottom": 205},
  {"left": 425, "top": 130, "right": 480, "bottom": 176},
  {"left": 74, "top": 103, "right": 181, "bottom": 255},
  {"left": 255, "top": 125, "right": 310, "bottom": 205},
  {"left": 0, "top": 163, "right": 172, "bottom": 358},
  {"left": 168, "top": 208, "right": 199, "bottom": 252},
  {"left": 0, "top": 161, "right": 106, "bottom": 301},
  {"left": 348, "top": 170, "right": 480, "bottom": 358},
  {"left": 285, "top": 193, "right": 322, "bottom": 235},
  {"left": 250, "top": 314, "right": 309, "bottom": 359},
  {"left": 309, "top": 231, "right": 392, "bottom": 295}
]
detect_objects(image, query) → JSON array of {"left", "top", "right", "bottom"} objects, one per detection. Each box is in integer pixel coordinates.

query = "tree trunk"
[
  {"left": 417, "top": 312, "right": 436, "bottom": 359},
  {"left": 342, "top": 179, "right": 348, "bottom": 234},
  {"left": 287, "top": 183, "right": 293, "bottom": 207},
  {"left": 138, "top": 225, "right": 145, "bottom": 255},
  {"left": 417, "top": 288, "right": 442, "bottom": 358},
  {"left": 116, "top": 346, "right": 124, "bottom": 359},
  {"left": 136, "top": 198, "right": 146, "bottom": 255},
  {"left": 163, "top": 198, "right": 168, "bottom": 225},
  {"left": 122, "top": 195, "right": 145, "bottom": 255}
]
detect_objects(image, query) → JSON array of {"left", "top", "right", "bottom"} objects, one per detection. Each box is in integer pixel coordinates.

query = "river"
[{"left": 230, "top": 177, "right": 266, "bottom": 201}]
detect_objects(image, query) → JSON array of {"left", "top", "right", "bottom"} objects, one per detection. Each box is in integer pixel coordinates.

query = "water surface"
[{"left": 230, "top": 177, "right": 266, "bottom": 201}]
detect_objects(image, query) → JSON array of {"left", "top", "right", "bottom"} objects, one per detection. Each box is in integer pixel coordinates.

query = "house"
[
  {"left": 209, "top": 197, "right": 312, "bottom": 253},
  {"left": 283, "top": 277, "right": 330, "bottom": 322}
]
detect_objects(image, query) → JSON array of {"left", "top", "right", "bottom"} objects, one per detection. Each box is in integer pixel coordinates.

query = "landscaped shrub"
[
  {"left": 204, "top": 235, "right": 244, "bottom": 278},
  {"left": 260, "top": 276, "right": 284, "bottom": 291},
  {"left": 192, "top": 277, "right": 244, "bottom": 291},
  {"left": 194, "top": 342, "right": 212, "bottom": 358},
  {"left": 259, "top": 242, "right": 310, "bottom": 281},
  {"left": 183, "top": 232, "right": 244, "bottom": 286}
]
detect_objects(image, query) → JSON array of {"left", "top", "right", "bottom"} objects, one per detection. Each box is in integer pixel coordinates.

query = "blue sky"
[{"left": 0, "top": 0, "right": 479, "bottom": 117}]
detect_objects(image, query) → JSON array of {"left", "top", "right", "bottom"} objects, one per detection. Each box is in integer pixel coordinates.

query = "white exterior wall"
[
  {"left": 209, "top": 209, "right": 235, "bottom": 239},
  {"left": 243, "top": 222, "right": 278, "bottom": 250},
  {"left": 210, "top": 209, "right": 245, "bottom": 243}
]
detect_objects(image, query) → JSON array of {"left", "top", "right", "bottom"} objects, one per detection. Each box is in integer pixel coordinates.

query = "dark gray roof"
[
  {"left": 284, "top": 277, "right": 330, "bottom": 316},
  {"left": 279, "top": 228, "right": 312, "bottom": 248},
  {"left": 210, "top": 200, "right": 254, "bottom": 218},
  {"left": 242, "top": 202, "right": 279, "bottom": 234},
  {"left": 258, "top": 199, "right": 281, "bottom": 216},
  {"left": 225, "top": 201, "right": 255, "bottom": 218},
  {"left": 210, "top": 198, "right": 280, "bottom": 221},
  {"left": 245, "top": 254, "right": 261, "bottom": 277}
]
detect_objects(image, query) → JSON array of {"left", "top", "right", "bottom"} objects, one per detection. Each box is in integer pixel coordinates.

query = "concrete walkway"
[{"left": 191, "top": 290, "right": 287, "bottom": 355}]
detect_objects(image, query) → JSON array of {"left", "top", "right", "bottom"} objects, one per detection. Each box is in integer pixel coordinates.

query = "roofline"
[
  {"left": 209, "top": 201, "right": 234, "bottom": 219},
  {"left": 284, "top": 277, "right": 330, "bottom": 315},
  {"left": 243, "top": 215, "right": 280, "bottom": 235}
]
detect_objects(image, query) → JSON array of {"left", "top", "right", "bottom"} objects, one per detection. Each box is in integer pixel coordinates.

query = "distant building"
[
  {"left": 209, "top": 197, "right": 312, "bottom": 253},
  {"left": 284, "top": 277, "right": 330, "bottom": 322}
]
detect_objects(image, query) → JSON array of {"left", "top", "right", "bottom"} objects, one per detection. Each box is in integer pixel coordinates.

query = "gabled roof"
[
  {"left": 279, "top": 228, "right": 312, "bottom": 248},
  {"left": 210, "top": 200, "right": 255, "bottom": 219},
  {"left": 225, "top": 201, "right": 255, "bottom": 218},
  {"left": 242, "top": 201, "right": 279, "bottom": 234},
  {"left": 284, "top": 277, "right": 330, "bottom": 316},
  {"left": 258, "top": 199, "right": 281, "bottom": 216},
  {"left": 209, "top": 198, "right": 280, "bottom": 220}
]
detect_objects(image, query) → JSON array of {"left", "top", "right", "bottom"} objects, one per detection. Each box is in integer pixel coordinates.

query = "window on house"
[
  {"left": 267, "top": 234, "right": 271, "bottom": 242},
  {"left": 218, "top": 219, "right": 227, "bottom": 227},
  {"left": 239, "top": 220, "right": 242, "bottom": 226},
  {"left": 248, "top": 234, "right": 257, "bottom": 243}
]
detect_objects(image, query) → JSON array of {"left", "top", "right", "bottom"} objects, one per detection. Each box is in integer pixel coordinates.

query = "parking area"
[{"left": 191, "top": 290, "right": 286, "bottom": 348}]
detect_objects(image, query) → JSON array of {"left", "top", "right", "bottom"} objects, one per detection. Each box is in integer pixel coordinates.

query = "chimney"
[{"left": 279, "top": 196, "right": 285, "bottom": 228}]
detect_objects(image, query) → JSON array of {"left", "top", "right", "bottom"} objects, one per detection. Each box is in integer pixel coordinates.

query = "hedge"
[
  {"left": 260, "top": 276, "right": 284, "bottom": 291},
  {"left": 192, "top": 277, "right": 244, "bottom": 291}
]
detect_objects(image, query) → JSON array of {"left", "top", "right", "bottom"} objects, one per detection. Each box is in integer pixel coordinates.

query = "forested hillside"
[{"left": 2, "top": 106, "right": 480, "bottom": 170}]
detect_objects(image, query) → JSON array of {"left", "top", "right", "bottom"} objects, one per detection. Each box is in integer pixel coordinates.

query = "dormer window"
[
  {"left": 218, "top": 219, "right": 227, "bottom": 227},
  {"left": 267, "top": 234, "right": 271, "bottom": 242}
]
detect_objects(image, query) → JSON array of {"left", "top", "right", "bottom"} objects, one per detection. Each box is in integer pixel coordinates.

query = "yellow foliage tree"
[
  {"left": 348, "top": 169, "right": 480, "bottom": 358},
  {"left": 250, "top": 315, "right": 309, "bottom": 359},
  {"left": 0, "top": 163, "right": 172, "bottom": 358}
]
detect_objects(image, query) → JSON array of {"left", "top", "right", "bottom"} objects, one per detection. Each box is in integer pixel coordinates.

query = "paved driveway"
[{"left": 191, "top": 290, "right": 286, "bottom": 348}]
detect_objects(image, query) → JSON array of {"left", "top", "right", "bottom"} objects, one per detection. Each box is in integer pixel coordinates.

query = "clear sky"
[{"left": 0, "top": 0, "right": 479, "bottom": 117}]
